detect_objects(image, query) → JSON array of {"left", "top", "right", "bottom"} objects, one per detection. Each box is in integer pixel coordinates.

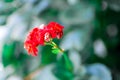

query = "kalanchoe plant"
[
  {"left": 24, "top": 22, "right": 73, "bottom": 80},
  {"left": 24, "top": 21, "right": 64, "bottom": 56}
]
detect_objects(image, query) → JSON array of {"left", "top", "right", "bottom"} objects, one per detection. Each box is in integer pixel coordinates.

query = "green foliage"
[
  {"left": 53, "top": 66, "right": 74, "bottom": 80},
  {"left": 53, "top": 52, "right": 74, "bottom": 80},
  {"left": 2, "top": 41, "right": 17, "bottom": 67},
  {"left": 4, "top": 0, "right": 13, "bottom": 2},
  {"left": 41, "top": 46, "right": 57, "bottom": 65}
]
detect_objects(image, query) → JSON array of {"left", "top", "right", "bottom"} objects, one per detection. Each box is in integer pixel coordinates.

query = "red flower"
[
  {"left": 24, "top": 40, "right": 38, "bottom": 56},
  {"left": 46, "top": 22, "right": 64, "bottom": 39},
  {"left": 44, "top": 32, "right": 51, "bottom": 42},
  {"left": 24, "top": 22, "right": 64, "bottom": 56},
  {"left": 24, "top": 27, "right": 45, "bottom": 56}
]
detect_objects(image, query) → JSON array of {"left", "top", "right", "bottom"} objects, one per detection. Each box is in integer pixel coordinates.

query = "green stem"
[
  {"left": 51, "top": 41, "right": 64, "bottom": 53},
  {"left": 63, "top": 53, "right": 70, "bottom": 67},
  {"left": 51, "top": 41, "right": 72, "bottom": 70},
  {"left": 46, "top": 40, "right": 72, "bottom": 70}
]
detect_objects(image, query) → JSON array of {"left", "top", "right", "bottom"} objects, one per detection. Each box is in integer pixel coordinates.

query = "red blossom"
[
  {"left": 44, "top": 32, "right": 51, "bottom": 42},
  {"left": 24, "top": 40, "right": 38, "bottom": 56},
  {"left": 24, "top": 21, "right": 64, "bottom": 56},
  {"left": 46, "top": 22, "right": 64, "bottom": 39},
  {"left": 24, "top": 27, "right": 41, "bottom": 56}
]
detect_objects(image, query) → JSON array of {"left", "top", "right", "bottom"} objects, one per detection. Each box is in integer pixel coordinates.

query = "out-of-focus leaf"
[
  {"left": 40, "top": 8, "right": 59, "bottom": 21},
  {"left": 51, "top": 0, "right": 68, "bottom": 10},
  {"left": 86, "top": 63, "right": 112, "bottom": 80},
  {"left": 0, "top": 15, "right": 7, "bottom": 25},
  {"left": 67, "top": 0, "right": 79, "bottom": 5},
  {"left": 74, "top": 66, "right": 87, "bottom": 80},
  {"left": 2, "top": 41, "right": 16, "bottom": 67},
  {"left": 93, "top": 39, "right": 107, "bottom": 58},
  {"left": 0, "top": 1, "right": 22, "bottom": 15},
  {"left": 0, "top": 63, "right": 5, "bottom": 80},
  {"left": 33, "top": 64, "right": 58, "bottom": 80},
  {"left": 34, "top": 0, "right": 50, "bottom": 15},
  {"left": 104, "top": 0, "right": 120, "bottom": 11},
  {"left": 2, "top": 41, "right": 26, "bottom": 67},
  {"left": 59, "top": 3, "right": 95, "bottom": 25},
  {"left": 7, "top": 75, "right": 22, "bottom": 80},
  {"left": 89, "top": 76, "right": 100, "bottom": 80},
  {"left": 87, "top": 0, "right": 101, "bottom": 11},
  {"left": 69, "top": 50, "right": 81, "bottom": 72},
  {"left": 60, "top": 29, "right": 90, "bottom": 51},
  {"left": 4, "top": 0, "right": 13, "bottom": 2}
]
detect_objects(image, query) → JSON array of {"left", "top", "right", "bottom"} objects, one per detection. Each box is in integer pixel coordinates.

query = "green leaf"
[
  {"left": 52, "top": 49, "right": 60, "bottom": 54},
  {"left": 2, "top": 41, "right": 16, "bottom": 67},
  {"left": 4, "top": 0, "right": 14, "bottom": 2},
  {"left": 2, "top": 41, "right": 25, "bottom": 67},
  {"left": 53, "top": 67, "right": 74, "bottom": 80},
  {"left": 41, "top": 46, "right": 57, "bottom": 65}
]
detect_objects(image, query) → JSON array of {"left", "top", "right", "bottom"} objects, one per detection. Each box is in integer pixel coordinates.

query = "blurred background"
[{"left": 0, "top": 0, "right": 120, "bottom": 80}]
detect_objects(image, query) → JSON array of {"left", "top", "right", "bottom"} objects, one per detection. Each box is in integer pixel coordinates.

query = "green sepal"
[{"left": 52, "top": 49, "right": 60, "bottom": 54}]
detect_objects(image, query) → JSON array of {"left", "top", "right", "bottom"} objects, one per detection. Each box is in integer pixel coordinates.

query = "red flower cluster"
[{"left": 24, "top": 22, "right": 64, "bottom": 56}]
